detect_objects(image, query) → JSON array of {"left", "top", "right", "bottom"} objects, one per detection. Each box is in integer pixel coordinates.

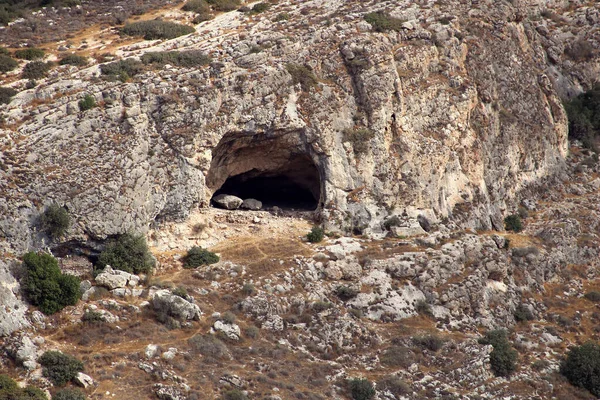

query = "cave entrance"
[{"left": 206, "top": 132, "right": 322, "bottom": 211}]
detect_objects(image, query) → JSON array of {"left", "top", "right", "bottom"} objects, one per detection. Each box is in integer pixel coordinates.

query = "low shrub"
[
  {"left": 479, "top": 330, "right": 518, "bottom": 377},
  {"left": 53, "top": 388, "right": 86, "bottom": 400},
  {"left": 343, "top": 128, "right": 375, "bottom": 155},
  {"left": 241, "top": 283, "right": 255, "bottom": 295},
  {"left": 514, "top": 304, "right": 535, "bottom": 322},
  {"left": 39, "top": 351, "right": 84, "bottom": 386},
  {"left": 286, "top": 63, "right": 318, "bottom": 91},
  {"left": 364, "top": 11, "right": 405, "bottom": 32},
  {"left": 244, "top": 325, "right": 259, "bottom": 339},
  {"left": 0, "top": 86, "right": 17, "bottom": 104},
  {"left": 22, "top": 61, "right": 52, "bottom": 79},
  {"left": 504, "top": 214, "right": 523, "bottom": 232},
  {"left": 312, "top": 301, "right": 332, "bottom": 312},
  {"left": 188, "top": 334, "right": 229, "bottom": 359},
  {"left": 121, "top": 20, "right": 195, "bottom": 40},
  {"left": 380, "top": 345, "right": 415, "bottom": 368},
  {"left": 383, "top": 215, "right": 401, "bottom": 230},
  {"left": 221, "top": 311, "right": 236, "bottom": 324},
  {"left": 183, "top": 246, "right": 220, "bottom": 268},
  {"left": 377, "top": 376, "right": 410, "bottom": 397},
  {"left": 172, "top": 286, "right": 188, "bottom": 298},
  {"left": 307, "top": 226, "right": 324, "bottom": 243},
  {"left": 40, "top": 203, "right": 70, "bottom": 239},
  {"left": 81, "top": 310, "right": 104, "bottom": 324},
  {"left": 564, "top": 85, "right": 600, "bottom": 150},
  {"left": 141, "top": 50, "right": 211, "bottom": 68},
  {"left": 59, "top": 54, "right": 88, "bottom": 66},
  {"left": 100, "top": 59, "right": 144, "bottom": 82},
  {"left": 415, "top": 299, "right": 434, "bottom": 318},
  {"left": 335, "top": 285, "right": 359, "bottom": 301},
  {"left": 206, "top": 0, "right": 240, "bottom": 12},
  {"left": 413, "top": 334, "right": 444, "bottom": 352},
  {"left": 78, "top": 94, "right": 96, "bottom": 111},
  {"left": 565, "top": 39, "right": 595, "bottom": 62},
  {"left": 249, "top": 2, "right": 270, "bottom": 13},
  {"left": 222, "top": 389, "right": 247, "bottom": 400},
  {"left": 182, "top": 0, "right": 208, "bottom": 12},
  {"left": 22, "top": 251, "right": 81, "bottom": 315},
  {"left": 14, "top": 47, "right": 45, "bottom": 60},
  {"left": 96, "top": 233, "right": 155, "bottom": 274},
  {"left": 585, "top": 291, "right": 600, "bottom": 302},
  {"left": 561, "top": 342, "right": 600, "bottom": 397},
  {"left": 274, "top": 12, "right": 289, "bottom": 22},
  {"left": 0, "top": 375, "right": 47, "bottom": 399},
  {"left": 348, "top": 378, "right": 375, "bottom": 400},
  {"left": 0, "top": 54, "right": 18, "bottom": 72}
]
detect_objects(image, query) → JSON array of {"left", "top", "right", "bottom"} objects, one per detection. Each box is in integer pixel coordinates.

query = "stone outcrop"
[
  {"left": 151, "top": 290, "right": 202, "bottom": 321},
  {"left": 95, "top": 266, "right": 140, "bottom": 290},
  {"left": 0, "top": 260, "right": 29, "bottom": 337}
]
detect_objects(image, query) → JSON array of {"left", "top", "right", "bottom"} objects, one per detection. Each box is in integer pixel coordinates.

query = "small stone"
[
  {"left": 212, "top": 194, "right": 243, "bottom": 210},
  {"left": 241, "top": 198, "right": 262, "bottom": 210}
]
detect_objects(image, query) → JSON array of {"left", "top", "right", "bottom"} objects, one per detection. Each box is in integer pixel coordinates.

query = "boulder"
[
  {"left": 95, "top": 266, "right": 140, "bottom": 290},
  {"left": 212, "top": 194, "right": 243, "bottom": 210},
  {"left": 241, "top": 198, "right": 262, "bottom": 210},
  {"left": 152, "top": 290, "right": 202, "bottom": 321},
  {"left": 74, "top": 372, "right": 94, "bottom": 388},
  {"left": 213, "top": 320, "right": 241, "bottom": 340}
]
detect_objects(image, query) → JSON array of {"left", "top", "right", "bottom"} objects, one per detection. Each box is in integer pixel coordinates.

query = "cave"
[{"left": 206, "top": 131, "right": 322, "bottom": 211}]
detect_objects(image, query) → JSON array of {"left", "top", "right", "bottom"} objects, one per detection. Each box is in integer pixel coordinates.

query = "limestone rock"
[
  {"left": 95, "top": 266, "right": 140, "bottom": 290},
  {"left": 241, "top": 198, "right": 262, "bottom": 210},
  {"left": 152, "top": 290, "right": 202, "bottom": 321},
  {"left": 212, "top": 194, "right": 243, "bottom": 210},
  {"left": 213, "top": 320, "right": 241, "bottom": 341},
  {"left": 0, "top": 261, "right": 30, "bottom": 337},
  {"left": 153, "top": 384, "right": 189, "bottom": 400},
  {"left": 74, "top": 372, "right": 94, "bottom": 388}
]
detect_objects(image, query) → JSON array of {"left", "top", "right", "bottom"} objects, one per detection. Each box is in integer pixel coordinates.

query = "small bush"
[
  {"left": 349, "top": 308, "right": 363, "bottom": 319},
  {"left": 0, "top": 86, "right": 17, "bottom": 104},
  {"left": 188, "top": 334, "right": 229, "bottom": 359},
  {"left": 14, "top": 47, "right": 45, "bottom": 60},
  {"left": 415, "top": 299, "right": 434, "bottom": 318},
  {"left": 183, "top": 246, "right": 220, "bottom": 268},
  {"left": 141, "top": 50, "right": 211, "bottom": 68},
  {"left": 221, "top": 311, "right": 236, "bottom": 324},
  {"left": 100, "top": 59, "right": 144, "bottom": 82},
  {"left": 504, "top": 214, "right": 523, "bottom": 232},
  {"left": 565, "top": 86, "right": 600, "bottom": 151},
  {"left": 312, "top": 301, "right": 332, "bottom": 312},
  {"left": 81, "top": 310, "right": 104, "bottom": 324},
  {"left": 286, "top": 63, "right": 318, "bottom": 91},
  {"left": 22, "top": 61, "right": 52, "bottom": 79},
  {"left": 59, "top": 54, "right": 88, "bottom": 66},
  {"left": 182, "top": 0, "right": 209, "bottom": 12},
  {"left": 0, "top": 54, "right": 18, "bottom": 73},
  {"left": 585, "top": 291, "right": 600, "bottom": 302},
  {"left": 335, "top": 285, "right": 359, "bottom": 301},
  {"left": 39, "top": 351, "right": 84, "bottom": 386},
  {"left": 348, "top": 378, "right": 375, "bottom": 400},
  {"left": 121, "top": 20, "right": 195, "bottom": 40},
  {"left": 413, "top": 334, "right": 444, "bottom": 352},
  {"left": 222, "top": 389, "right": 247, "bottom": 400},
  {"left": 343, "top": 128, "right": 375, "bottom": 155},
  {"left": 78, "top": 94, "right": 96, "bottom": 111},
  {"left": 383, "top": 215, "right": 401, "bottom": 230},
  {"left": 514, "top": 304, "right": 535, "bottom": 322},
  {"left": 307, "top": 226, "right": 324, "bottom": 243},
  {"left": 53, "top": 388, "right": 86, "bottom": 400},
  {"left": 172, "top": 286, "right": 188, "bottom": 298},
  {"left": 244, "top": 325, "right": 259, "bottom": 339},
  {"left": 22, "top": 252, "right": 81, "bottom": 315},
  {"left": 565, "top": 40, "right": 594, "bottom": 62},
  {"left": 380, "top": 345, "right": 415, "bottom": 368},
  {"left": 0, "top": 375, "right": 47, "bottom": 399},
  {"left": 206, "top": 0, "right": 240, "bottom": 12},
  {"left": 40, "top": 203, "right": 70, "bottom": 239},
  {"left": 479, "top": 330, "right": 518, "bottom": 377},
  {"left": 274, "top": 12, "right": 289, "bottom": 22},
  {"left": 96, "top": 233, "right": 155, "bottom": 274},
  {"left": 377, "top": 376, "right": 410, "bottom": 397},
  {"left": 249, "top": 2, "right": 270, "bottom": 13},
  {"left": 241, "top": 283, "right": 255, "bottom": 295},
  {"left": 561, "top": 342, "right": 600, "bottom": 397},
  {"left": 364, "top": 11, "right": 405, "bottom": 32}
]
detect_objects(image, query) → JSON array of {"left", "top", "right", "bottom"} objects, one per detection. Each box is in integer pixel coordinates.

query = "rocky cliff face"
[{"left": 1, "top": 0, "right": 597, "bottom": 253}]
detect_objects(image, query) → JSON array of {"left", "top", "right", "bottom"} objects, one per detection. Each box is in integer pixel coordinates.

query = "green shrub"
[
  {"left": 221, "top": 311, "right": 236, "bottom": 324},
  {"left": 222, "top": 389, "right": 247, "bottom": 400},
  {"left": 413, "top": 334, "right": 444, "bottom": 352},
  {"left": 40, "top": 203, "right": 70, "bottom": 239},
  {"left": 348, "top": 378, "right": 375, "bottom": 400},
  {"left": 59, "top": 54, "right": 88, "bottom": 66},
  {"left": 335, "top": 285, "right": 359, "bottom": 301},
  {"left": 172, "top": 286, "right": 188, "bottom": 298},
  {"left": 0, "top": 47, "right": 9, "bottom": 56},
  {"left": 121, "top": 20, "right": 195, "bottom": 40},
  {"left": 286, "top": 63, "right": 318, "bottom": 91},
  {"left": 585, "top": 291, "right": 600, "bottom": 302},
  {"left": 182, "top": 0, "right": 208, "bottom": 12},
  {"left": 78, "top": 94, "right": 96, "bottom": 111},
  {"left": 81, "top": 310, "right": 104, "bottom": 324},
  {"left": 183, "top": 246, "right": 220, "bottom": 268},
  {"left": 0, "top": 86, "right": 17, "bottom": 104},
  {"left": 100, "top": 59, "right": 144, "bottom": 82},
  {"left": 564, "top": 86, "right": 600, "bottom": 150},
  {"left": 343, "top": 128, "right": 375, "bottom": 155},
  {"left": 39, "top": 351, "right": 84, "bottom": 386},
  {"left": 565, "top": 39, "right": 595, "bottom": 62},
  {"left": 206, "top": 0, "right": 240, "bottom": 12},
  {"left": 244, "top": 325, "right": 259, "bottom": 339},
  {"left": 0, "top": 54, "right": 18, "bottom": 73},
  {"left": 364, "top": 11, "right": 405, "bottom": 32},
  {"left": 479, "top": 329, "right": 518, "bottom": 377},
  {"left": 377, "top": 376, "right": 410, "bottom": 397},
  {"left": 22, "top": 61, "right": 52, "bottom": 79},
  {"left": 14, "top": 47, "right": 45, "bottom": 60},
  {"left": 307, "top": 226, "right": 324, "bottom": 243},
  {"left": 53, "top": 388, "right": 86, "bottom": 400},
  {"left": 383, "top": 215, "right": 401, "bottom": 230},
  {"left": 274, "top": 12, "right": 289, "bottom": 22},
  {"left": 249, "top": 2, "right": 270, "bottom": 13},
  {"left": 96, "top": 233, "right": 155, "bottom": 274},
  {"left": 312, "top": 301, "right": 332, "bottom": 312},
  {"left": 22, "top": 252, "right": 81, "bottom": 315},
  {"left": 504, "top": 214, "right": 523, "bottom": 232},
  {"left": 415, "top": 299, "right": 434, "bottom": 318},
  {"left": 0, "top": 374, "right": 47, "bottom": 399},
  {"left": 188, "top": 334, "right": 229, "bottom": 359},
  {"left": 141, "top": 50, "right": 211, "bottom": 68},
  {"left": 514, "top": 304, "right": 535, "bottom": 322},
  {"left": 241, "top": 283, "right": 255, "bottom": 295},
  {"left": 561, "top": 342, "right": 600, "bottom": 397}
]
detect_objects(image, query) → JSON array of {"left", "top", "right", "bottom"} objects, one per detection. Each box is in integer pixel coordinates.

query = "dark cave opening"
[{"left": 211, "top": 154, "right": 321, "bottom": 211}]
